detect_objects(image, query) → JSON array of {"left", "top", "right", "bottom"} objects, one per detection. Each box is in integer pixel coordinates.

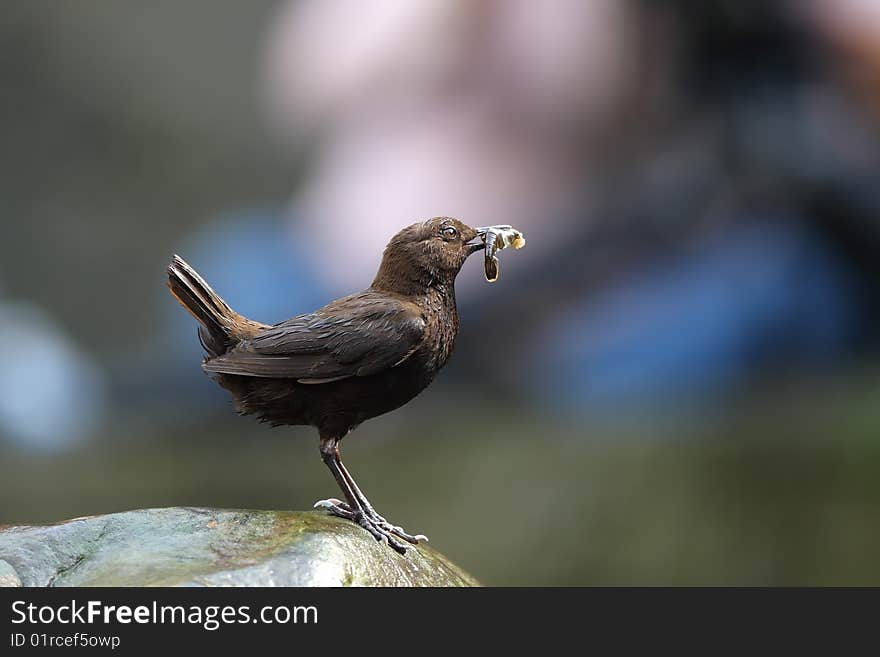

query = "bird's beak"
[
  {"left": 466, "top": 240, "right": 485, "bottom": 255},
  {"left": 467, "top": 225, "right": 512, "bottom": 255},
  {"left": 466, "top": 227, "right": 489, "bottom": 255}
]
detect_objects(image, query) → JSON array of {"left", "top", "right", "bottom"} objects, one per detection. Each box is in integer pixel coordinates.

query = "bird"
[{"left": 167, "top": 217, "right": 490, "bottom": 553}]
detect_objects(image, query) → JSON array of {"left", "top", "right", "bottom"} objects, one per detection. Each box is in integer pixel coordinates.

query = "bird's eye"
[{"left": 441, "top": 226, "right": 458, "bottom": 239}]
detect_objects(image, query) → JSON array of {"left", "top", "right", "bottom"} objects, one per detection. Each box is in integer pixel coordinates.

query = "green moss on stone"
[{"left": 0, "top": 507, "right": 479, "bottom": 587}]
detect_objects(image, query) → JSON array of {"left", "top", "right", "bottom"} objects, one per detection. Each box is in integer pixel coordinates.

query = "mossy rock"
[{"left": 0, "top": 507, "right": 479, "bottom": 587}]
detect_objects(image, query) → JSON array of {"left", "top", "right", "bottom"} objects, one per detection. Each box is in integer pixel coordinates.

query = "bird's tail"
[{"left": 167, "top": 254, "right": 245, "bottom": 357}]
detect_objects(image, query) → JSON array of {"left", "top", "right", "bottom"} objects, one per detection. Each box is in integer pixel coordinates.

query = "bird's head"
[{"left": 371, "top": 217, "right": 485, "bottom": 294}]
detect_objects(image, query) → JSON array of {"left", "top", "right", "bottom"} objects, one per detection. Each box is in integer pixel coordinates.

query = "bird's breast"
[{"left": 419, "top": 295, "right": 459, "bottom": 372}]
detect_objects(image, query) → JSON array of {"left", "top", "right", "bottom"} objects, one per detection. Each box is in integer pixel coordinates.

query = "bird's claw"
[
  {"left": 371, "top": 517, "right": 428, "bottom": 546},
  {"left": 356, "top": 504, "right": 427, "bottom": 545},
  {"left": 355, "top": 514, "right": 409, "bottom": 553},
  {"left": 314, "top": 498, "right": 427, "bottom": 552}
]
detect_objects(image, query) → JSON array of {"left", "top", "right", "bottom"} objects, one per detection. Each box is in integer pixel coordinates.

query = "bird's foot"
[{"left": 313, "top": 499, "right": 428, "bottom": 552}]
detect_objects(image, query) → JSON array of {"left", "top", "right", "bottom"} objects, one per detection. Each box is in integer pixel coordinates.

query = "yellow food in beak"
[{"left": 482, "top": 226, "right": 525, "bottom": 283}]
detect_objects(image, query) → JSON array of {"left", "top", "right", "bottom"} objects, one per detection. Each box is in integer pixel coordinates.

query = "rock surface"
[{"left": 0, "top": 507, "right": 479, "bottom": 587}]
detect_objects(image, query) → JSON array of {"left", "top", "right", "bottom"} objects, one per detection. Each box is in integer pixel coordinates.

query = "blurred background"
[{"left": 2, "top": 0, "right": 880, "bottom": 585}]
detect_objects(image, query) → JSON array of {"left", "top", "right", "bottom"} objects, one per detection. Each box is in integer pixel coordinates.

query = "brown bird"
[{"left": 168, "top": 217, "right": 490, "bottom": 552}]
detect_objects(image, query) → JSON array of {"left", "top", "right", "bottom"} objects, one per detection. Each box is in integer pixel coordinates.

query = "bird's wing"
[{"left": 202, "top": 293, "right": 426, "bottom": 382}]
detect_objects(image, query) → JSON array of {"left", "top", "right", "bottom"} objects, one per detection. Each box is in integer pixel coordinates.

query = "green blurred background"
[{"left": 2, "top": 2, "right": 880, "bottom": 585}]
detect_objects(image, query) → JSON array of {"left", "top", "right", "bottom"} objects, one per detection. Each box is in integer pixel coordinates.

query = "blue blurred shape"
[
  {"left": 0, "top": 301, "right": 106, "bottom": 449},
  {"left": 535, "top": 217, "right": 860, "bottom": 413}
]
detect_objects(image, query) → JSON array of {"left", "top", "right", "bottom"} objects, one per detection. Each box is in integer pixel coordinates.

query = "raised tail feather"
[{"left": 167, "top": 254, "right": 248, "bottom": 358}]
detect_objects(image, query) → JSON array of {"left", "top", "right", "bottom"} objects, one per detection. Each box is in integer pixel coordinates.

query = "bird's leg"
[
  {"left": 315, "top": 437, "right": 410, "bottom": 553},
  {"left": 336, "top": 456, "right": 428, "bottom": 545},
  {"left": 334, "top": 456, "right": 427, "bottom": 545}
]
